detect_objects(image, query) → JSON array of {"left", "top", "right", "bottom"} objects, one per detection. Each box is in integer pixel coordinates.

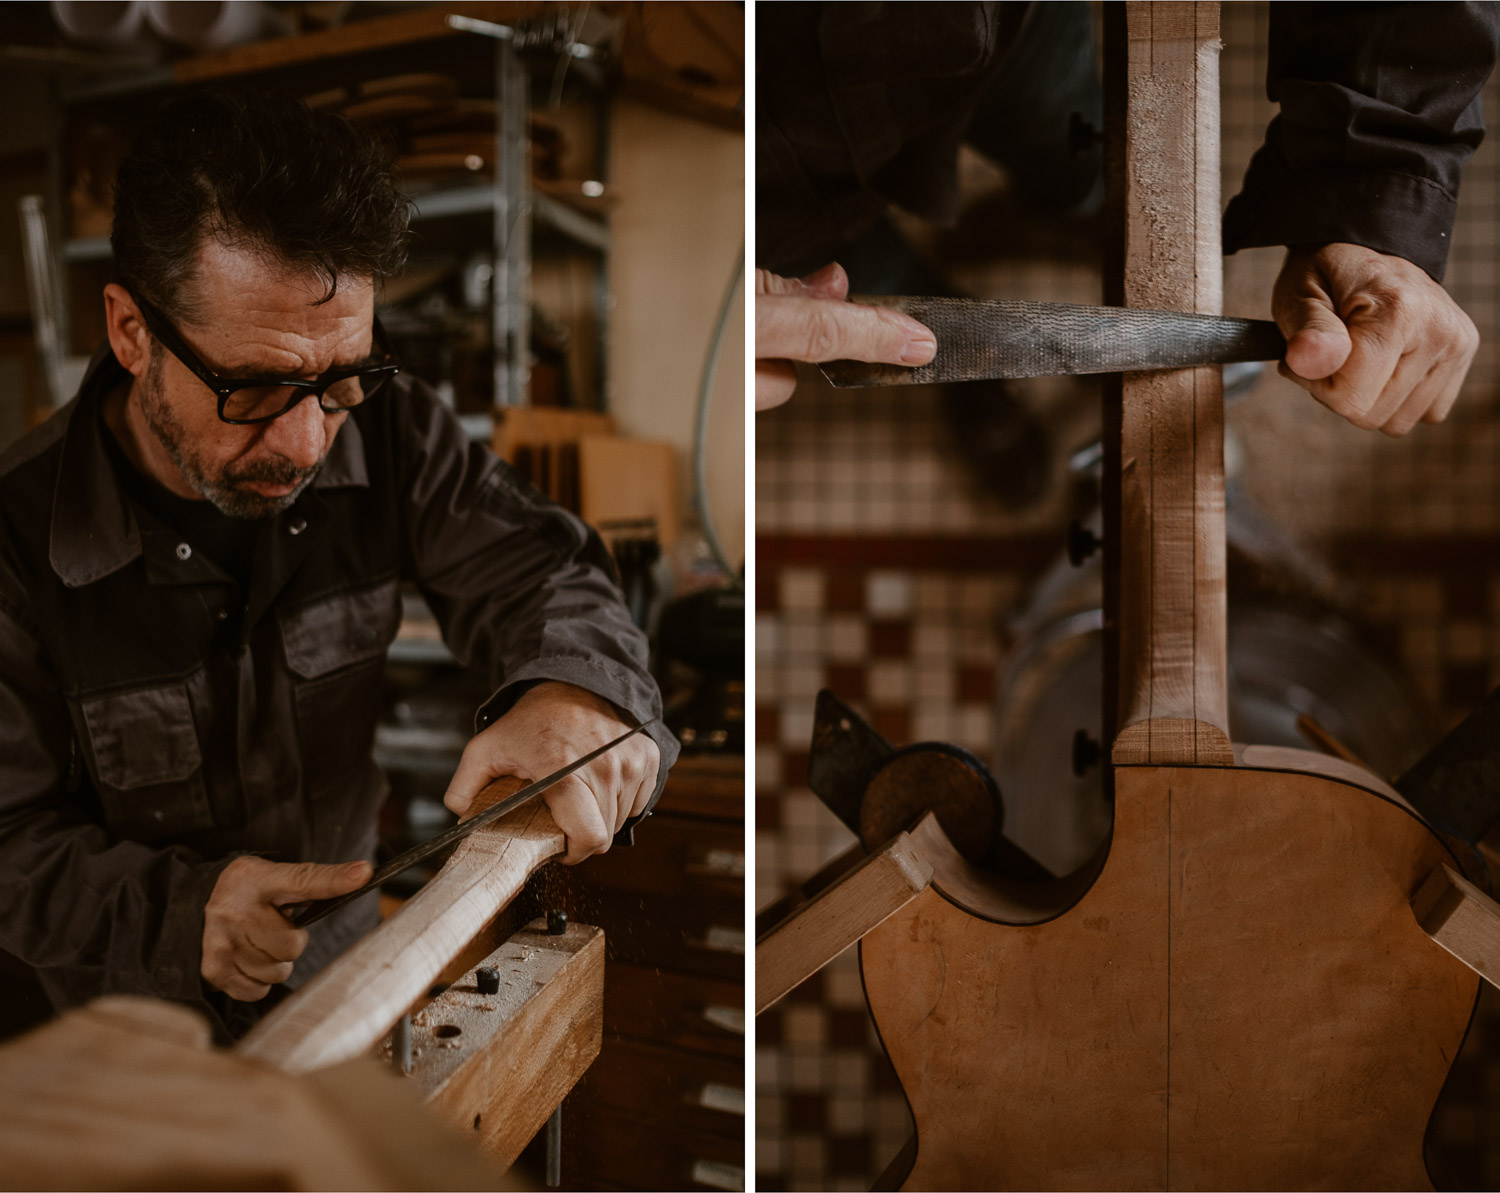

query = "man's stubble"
[{"left": 137, "top": 350, "right": 324, "bottom": 519}]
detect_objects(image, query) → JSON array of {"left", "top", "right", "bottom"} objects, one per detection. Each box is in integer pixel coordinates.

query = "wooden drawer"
[
  {"left": 583, "top": 813, "right": 744, "bottom": 900},
  {"left": 565, "top": 1104, "right": 745, "bottom": 1191},
  {"left": 604, "top": 964, "right": 743, "bottom": 1058},
  {"left": 656, "top": 755, "right": 744, "bottom": 821},
  {"left": 578, "top": 1037, "right": 743, "bottom": 1137},
  {"left": 575, "top": 890, "right": 743, "bottom": 982}
]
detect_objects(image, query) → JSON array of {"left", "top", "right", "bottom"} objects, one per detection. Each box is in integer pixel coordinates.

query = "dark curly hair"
[{"left": 112, "top": 89, "right": 411, "bottom": 323}]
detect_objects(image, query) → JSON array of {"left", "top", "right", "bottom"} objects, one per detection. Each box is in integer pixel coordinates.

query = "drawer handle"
[
  {"left": 685, "top": 848, "right": 745, "bottom": 879},
  {"left": 691, "top": 925, "right": 745, "bottom": 955},
  {"left": 694, "top": 1081, "right": 745, "bottom": 1117},
  {"left": 700, "top": 1004, "right": 744, "bottom": 1035},
  {"left": 690, "top": 1159, "right": 744, "bottom": 1191}
]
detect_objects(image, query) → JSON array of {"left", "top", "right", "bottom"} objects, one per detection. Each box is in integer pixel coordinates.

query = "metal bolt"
[
  {"left": 393, "top": 1011, "right": 412, "bottom": 1075},
  {"left": 476, "top": 966, "right": 500, "bottom": 995},
  {"left": 545, "top": 1104, "right": 562, "bottom": 1187},
  {"left": 1072, "top": 729, "right": 1103, "bottom": 777},
  {"left": 547, "top": 909, "right": 568, "bottom": 936},
  {"left": 1068, "top": 110, "right": 1103, "bottom": 157},
  {"left": 1067, "top": 520, "right": 1101, "bottom": 567}
]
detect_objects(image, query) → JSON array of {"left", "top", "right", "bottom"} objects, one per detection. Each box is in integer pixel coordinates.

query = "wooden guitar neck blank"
[
  {"left": 238, "top": 779, "right": 566, "bottom": 1075},
  {"left": 1110, "top": 1, "right": 1233, "bottom": 765}
]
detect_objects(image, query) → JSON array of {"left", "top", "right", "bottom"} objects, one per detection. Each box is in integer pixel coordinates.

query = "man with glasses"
[{"left": 0, "top": 91, "right": 674, "bottom": 1040}]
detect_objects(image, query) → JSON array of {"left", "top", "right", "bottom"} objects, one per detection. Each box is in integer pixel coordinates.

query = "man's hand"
[
  {"left": 1273, "top": 243, "right": 1479, "bottom": 436},
  {"left": 202, "top": 856, "right": 372, "bottom": 1001},
  {"left": 443, "top": 682, "right": 660, "bottom": 865},
  {"left": 756, "top": 262, "right": 937, "bottom": 411}
]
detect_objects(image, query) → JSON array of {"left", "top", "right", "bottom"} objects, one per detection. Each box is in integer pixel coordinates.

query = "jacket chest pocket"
[
  {"left": 79, "top": 680, "right": 210, "bottom": 840},
  {"left": 281, "top": 578, "right": 400, "bottom": 797}
]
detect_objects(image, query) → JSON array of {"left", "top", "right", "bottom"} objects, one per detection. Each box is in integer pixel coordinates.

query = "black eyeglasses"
[{"left": 132, "top": 293, "right": 401, "bottom": 425}]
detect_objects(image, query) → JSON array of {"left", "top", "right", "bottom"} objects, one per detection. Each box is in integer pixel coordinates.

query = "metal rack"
[{"left": 41, "top": 7, "right": 616, "bottom": 424}]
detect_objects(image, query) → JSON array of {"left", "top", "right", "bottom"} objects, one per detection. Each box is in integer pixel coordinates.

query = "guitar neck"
[{"left": 1106, "top": 1, "right": 1233, "bottom": 766}]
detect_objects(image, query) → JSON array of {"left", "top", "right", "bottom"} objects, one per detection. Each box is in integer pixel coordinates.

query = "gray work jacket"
[{"left": 0, "top": 347, "right": 676, "bottom": 1039}]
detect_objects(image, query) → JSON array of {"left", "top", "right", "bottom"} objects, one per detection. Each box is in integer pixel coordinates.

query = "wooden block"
[
  {"left": 492, "top": 406, "right": 616, "bottom": 462},
  {"left": 238, "top": 780, "right": 565, "bottom": 1075},
  {"left": 404, "top": 919, "right": 604, "bottom": 1170},
  {"left": 493, "top": 408, "right": 617, "bottom": 508},
  {"left": 755, "top": 829, "right": 933, "bottom": 1015},
  {"left": 1413, "top": 863, "right": 1500, "bottom": 990},
  {"left": 578, "top": 435, "right": 681, "bottom": 550}
]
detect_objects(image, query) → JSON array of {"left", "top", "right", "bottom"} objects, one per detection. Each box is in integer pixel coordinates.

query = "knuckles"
[{"left": 800, "top": 305, "right": 844, "bottom": 363}]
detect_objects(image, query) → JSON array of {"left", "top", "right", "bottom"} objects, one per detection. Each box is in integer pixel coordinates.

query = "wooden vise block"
[
  {"left": 397, "top": 917, "right": 605, "bottom": 1170},
  {"left": 1413, "top": 863, "right": 1500, "bottom": 991}
]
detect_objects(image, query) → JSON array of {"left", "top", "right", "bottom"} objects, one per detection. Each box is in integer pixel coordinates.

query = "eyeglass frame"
[{"left": 130, "top": 292, "right": 401, "bottom": 426}]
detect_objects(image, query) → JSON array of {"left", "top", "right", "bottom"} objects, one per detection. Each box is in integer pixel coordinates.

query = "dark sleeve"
[
  {"left": 394, "top": 381, "right": 679, "bottom": 822},
  {"left": 0, "top": 590, "right": 232, "bottom": 1008},
  {"left": 1223, "top": 2, "right": 1500, "bottom": 281}
]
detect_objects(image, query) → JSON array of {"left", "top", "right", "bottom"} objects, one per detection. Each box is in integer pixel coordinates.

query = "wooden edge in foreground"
[
  {"left": 755, "top": 827, "right": 933, "bottom": 1016},
  {"left": 238, "top": 780, "right": 565, "bottom": 1075},
  {"left": 399, "top": 918, "right": 604, "bottom": 1170},
  {"left": 1412, "top": 864, "right": 1500, "bottom": 991},
  {"left": 0, "top": 996, "right": 500, "bottom": 1191}
]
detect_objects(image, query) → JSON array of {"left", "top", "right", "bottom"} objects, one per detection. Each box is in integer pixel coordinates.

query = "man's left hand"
[
  {"left": 443, "top": 682, "right": 660, "bottom": 864},
  {"left": 1273, "top": 242, "right": 1479, "bottom": 436}
]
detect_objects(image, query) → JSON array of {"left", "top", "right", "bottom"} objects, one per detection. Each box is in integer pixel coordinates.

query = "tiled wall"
[{"left": 755, "top": 5, "right": 1500, "bottom": 1189}]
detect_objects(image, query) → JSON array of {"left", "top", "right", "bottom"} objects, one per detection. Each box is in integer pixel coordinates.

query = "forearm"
[
  {"left": 1224, "top": 1, "right": 1500, "bottom": 280},
  {"left": 398, "top": 381, "right": 678, "bottom": 812}
]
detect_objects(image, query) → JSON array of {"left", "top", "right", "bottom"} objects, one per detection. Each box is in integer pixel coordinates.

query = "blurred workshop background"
[
  {"left": 0, "top": 3, "right": 744, "bottom": 1190},
  {"left": 755, "top": 4, "right": 1500, "bottom": 1190}
]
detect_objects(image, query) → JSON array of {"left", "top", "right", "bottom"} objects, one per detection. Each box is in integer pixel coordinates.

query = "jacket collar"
[{"left": 49, "top": 344, "right": 370, "bottom": 589}]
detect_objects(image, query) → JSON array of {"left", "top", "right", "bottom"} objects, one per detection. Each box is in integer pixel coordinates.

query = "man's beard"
[{"left": 138, "top": 353, "right": 323, "bottom": 519}]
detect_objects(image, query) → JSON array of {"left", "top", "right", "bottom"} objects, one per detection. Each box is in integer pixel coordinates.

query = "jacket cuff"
[
  {"left": 150, "top": 853, "right": 241, "bottom": 1004},
  {"left": 1224, "top": 147, "right": 1460, "bottom": 283},
  {"left": 476, "top": 659, "right": 682, "bottom": 823}
]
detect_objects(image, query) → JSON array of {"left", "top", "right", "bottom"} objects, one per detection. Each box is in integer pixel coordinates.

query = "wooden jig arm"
[
  {"left": 756, "top": 824, "right": 934, "bottom": 1015},
  {"left": 238, "top": 777, "right": 566, "bottom": 1075},
  {"left": 1413, "top": 864, "right": 1500, "bottom": 991}
]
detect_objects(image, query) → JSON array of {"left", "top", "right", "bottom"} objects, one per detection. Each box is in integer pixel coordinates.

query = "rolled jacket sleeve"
[
  {"left": 0, "top": 588, "right": 230, "bottom": 1009},
  {"left": 1223, "top": 1, "right": 1500, "bottom": 282},
  {"left": 394, "top": 380, "right": 679, "bottom": 815}
]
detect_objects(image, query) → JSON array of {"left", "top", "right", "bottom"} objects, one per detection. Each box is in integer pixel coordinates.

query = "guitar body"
[
  {"left": 861, "top": 755, "right": 1479, "bottom": 1190},
  {"left": 851, "top": 6, "right": 1482, "bottom": 1187}
]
